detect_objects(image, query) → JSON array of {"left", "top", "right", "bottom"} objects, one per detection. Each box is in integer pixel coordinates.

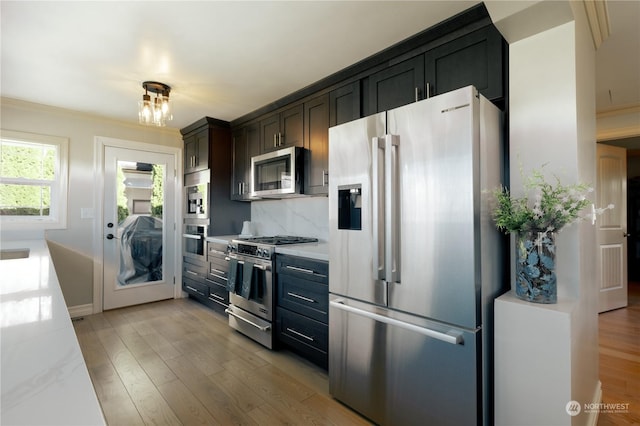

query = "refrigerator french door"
[{"left": 328, "top": 86, "right": 504, "bottom": 425}]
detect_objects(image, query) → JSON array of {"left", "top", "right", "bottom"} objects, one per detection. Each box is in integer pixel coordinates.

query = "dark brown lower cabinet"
[{"left": 275, "top": 254, "right": 329, "bottom": 369}]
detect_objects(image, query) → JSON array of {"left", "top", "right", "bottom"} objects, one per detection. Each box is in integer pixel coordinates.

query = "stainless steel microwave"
[{"left": 250, "top": 147, "right": 304, "bottom": 198}]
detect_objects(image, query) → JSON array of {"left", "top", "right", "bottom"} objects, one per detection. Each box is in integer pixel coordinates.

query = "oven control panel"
[{"left": 228, "top": 242, "right": 273, "bottom": 260}]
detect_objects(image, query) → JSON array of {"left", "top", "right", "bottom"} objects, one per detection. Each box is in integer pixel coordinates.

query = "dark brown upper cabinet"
[
  {"left": 304, "top": 93, "right": 330, "bottom": 195},
  {"left": 183, "top": 127, "right": 209, "bottom": 174},
  {"left": 425, "top": 25, "right": 504, "bottom": 103},
  {"left": 330, "top": 81, "right": 361, "bottom": 127},
  {"left": 231, "top": 122, "right": 260, "bottom": 201},
  {"left": 367, "top": 55, "right": 425, "bottom": 115},
  {"left": 260, "top": 103, "right": 304, "bottom": 153}
]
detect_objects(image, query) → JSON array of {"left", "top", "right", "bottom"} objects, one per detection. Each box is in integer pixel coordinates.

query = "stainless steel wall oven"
[{"left": 182, "top": 223, "right": 207, "bottom": 262}]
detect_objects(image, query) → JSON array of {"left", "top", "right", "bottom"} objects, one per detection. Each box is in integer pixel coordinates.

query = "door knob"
[
  {"left": 624, "top": 232, "right": 631, "bottom": 238},
  {"left": 107, "top": 222, "right": 114, "bottom": 228},
  {"left": 106, "top": 233, "right": 115, "bottom": 240}
]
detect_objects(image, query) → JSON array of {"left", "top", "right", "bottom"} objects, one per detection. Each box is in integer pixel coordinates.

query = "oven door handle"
[
  {"left": 225, "top": 256, "right": 271, "bottom": 271},
  {"left": 225, "top": 308, "right": 271, "bottom": 331},
  {"left": 182, "top": 233, "right": 203, "bottom": 240}
]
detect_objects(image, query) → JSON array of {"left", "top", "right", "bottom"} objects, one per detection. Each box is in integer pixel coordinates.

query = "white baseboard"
[
  {"left": 68, "top": 303, "right": 93, "bottom": 318},
  {"left": 586, "top": 380, "right": 603, "bottom": 426}
]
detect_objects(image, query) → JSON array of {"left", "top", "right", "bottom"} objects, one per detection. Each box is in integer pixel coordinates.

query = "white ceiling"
[{"left": 1, "top": 1, "right": 638, "bottom": 131}]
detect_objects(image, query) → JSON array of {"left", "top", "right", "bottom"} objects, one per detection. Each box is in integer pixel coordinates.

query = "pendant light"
[{"left": 138, "top": 81, "right": 172, "bottom": 126}]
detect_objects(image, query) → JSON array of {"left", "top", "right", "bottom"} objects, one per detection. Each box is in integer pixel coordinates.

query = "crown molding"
[{"left": 583, "top": 0, "right": 611, "bottom": 49}]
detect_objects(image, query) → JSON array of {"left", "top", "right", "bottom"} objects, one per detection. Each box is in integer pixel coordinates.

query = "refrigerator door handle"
[
  {"left": 371, "top": 136, "right": 385, "bottom": 281},
  {"left": 330, "top": 299, "right": 463, "bottom": 345},
  {"left": 384, "top": 134, "right": 401, "bottom": 283}
]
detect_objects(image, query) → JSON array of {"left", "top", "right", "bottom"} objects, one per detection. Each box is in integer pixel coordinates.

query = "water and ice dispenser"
[{"left": 338, "top": 184, "right": 362, "bottom": 230}]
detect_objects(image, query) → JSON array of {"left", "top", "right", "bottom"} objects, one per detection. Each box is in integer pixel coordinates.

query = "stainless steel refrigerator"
[{"left": 328, "top": 86, "right": 505, "bottom": 426}]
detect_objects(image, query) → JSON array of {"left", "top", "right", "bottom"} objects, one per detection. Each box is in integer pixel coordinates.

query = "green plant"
[{"left": 492, "top": 167, "right": 610, "bottom": 234}]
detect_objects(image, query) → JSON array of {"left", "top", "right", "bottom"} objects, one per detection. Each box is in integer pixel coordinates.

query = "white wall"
[
  {"left": 487, "top": 0, "right": 600, "bottom": 424},
  {"left": 1, "top": 98, "right": 183, "bottom": 306}
]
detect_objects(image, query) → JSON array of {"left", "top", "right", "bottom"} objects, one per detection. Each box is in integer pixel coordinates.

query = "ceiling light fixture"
[{"left": 138, "top": 81, "right": 172, "bottom": 127}]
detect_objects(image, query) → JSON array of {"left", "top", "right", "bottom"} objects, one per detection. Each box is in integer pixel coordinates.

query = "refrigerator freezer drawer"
[{"left": 329, "top": 296, "right": 480, "bottom": 426}]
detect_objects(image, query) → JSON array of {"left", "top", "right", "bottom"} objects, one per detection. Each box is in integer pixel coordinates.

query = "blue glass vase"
[{"left": 515, "top": 231, "right": 557, "bottom": 304}]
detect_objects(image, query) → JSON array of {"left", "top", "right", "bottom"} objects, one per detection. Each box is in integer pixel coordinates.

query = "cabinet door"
[
  {"left": 279, "top": 103, "right": 304, "bottom": 150},
  {"left": 184, "top": 128, "right": 209, "bottom": 173},
  {"left": 330, "top": 81, "right": 361, "bottom": 127},
  {"left": 231, "top": 127, "right": 247, "bottom": 199},
  {"left": 304, "top": 93, "right": 329, "bottom": 195},
  {"left": 425, "top": 25, "right": 504, "bottom": 102},
  {"left": 260, "top": 103, "right": 304, "bottom": 153},
  {"left": 259, "top": 113, "right": 280, "bottom": 153},
  {"left": 232, "top": 122, "right": 260, "bottom": 199},
  {"left": 367, "top": 55, "right": 425, "bottom": 114},
  {"left": 184, "top": 135, "right": 196, "bottom": 173},
  {"left": 195, "top": 130, "right": 209, "bottom": 171}
]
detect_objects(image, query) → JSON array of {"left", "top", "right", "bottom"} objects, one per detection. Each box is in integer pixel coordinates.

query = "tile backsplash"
[{"left": 250, "top": 197, "right": 328, "bottom": 242}]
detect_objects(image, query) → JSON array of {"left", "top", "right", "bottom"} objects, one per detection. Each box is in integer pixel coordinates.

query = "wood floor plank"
[
  {"left": 165, "top": 355, "right": 259, "bottom": 425},
  {"left": 89, "top": 363, "right": 145, "bottom": 426},
  {"left": 598, "top": 281, "right": 640, "bottom": 426},
  {"left": 157, "top": 378, "right": 219, "bottom": 426},
  {"left": 222, "top": 358, "right": 330, "bottom": 424},
  {"left": 209, "top": 368, "right": 267, "bottom": 413},
  {"left": 96, "top": 327, "right": 182, "bottom": 425},
  {"left": 140, "top": 330, "right": 183, "bottom": 361},
  {"left": 74, "top": 328, "right": 110, "bottom": 369}
]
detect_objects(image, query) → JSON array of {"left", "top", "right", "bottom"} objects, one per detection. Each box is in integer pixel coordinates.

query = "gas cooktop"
[{"left": 236, "top": 235, "right": 318, "bottom": 246}]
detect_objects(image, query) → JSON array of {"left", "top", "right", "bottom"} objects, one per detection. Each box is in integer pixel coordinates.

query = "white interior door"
[
  {"left": 596, "top": 144, "right": 628, "bottom": 313},
  {"left": 103, "top": 146, "right": 176, "bottom": 310}
]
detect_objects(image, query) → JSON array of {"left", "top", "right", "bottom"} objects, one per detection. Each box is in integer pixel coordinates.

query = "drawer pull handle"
[
  {"left": 208, "top": 273, "right": 228, "bottom": 282},
  {"left": 185, "top": 270, "right": 199, "bottom": 276},
  {"left": 286, "top": 327, "right": 314, "bottom": 342},
  {"left": 287, "top": 292, "right": 315, "bottom": 303},
  {"left": 285, "top": 265, "right": 326, "bottom": 277},
  {"left": 208, "top": 296, "right": 228, "bottom": 308},
  {"left": 185, "top": 285, "right": 204, "bottom": 296},
  {"left": 209, "top": 293, "right": 225, "bottom": 301}
]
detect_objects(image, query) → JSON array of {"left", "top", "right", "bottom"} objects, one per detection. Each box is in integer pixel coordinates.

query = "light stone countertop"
[{"left": 0, "top": 239, "right": 106, "bottom": 426}]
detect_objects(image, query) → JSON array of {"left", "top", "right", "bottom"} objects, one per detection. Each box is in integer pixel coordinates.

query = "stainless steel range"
[{"left": 225, "top": 235, "right": 318, "bottom": 348}]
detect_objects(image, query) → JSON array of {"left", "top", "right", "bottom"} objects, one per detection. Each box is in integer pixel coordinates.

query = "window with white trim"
[{"left": 0, "top": 130, "right": 69, "bottom": 229}]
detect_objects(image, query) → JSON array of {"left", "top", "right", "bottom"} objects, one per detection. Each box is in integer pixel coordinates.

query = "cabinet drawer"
[
  {"left": 277, "top": 273, "right": 328, "bottom": 323},
  {"left": 276, "top": 255, "right": 328, "bottom": 283},
  {"left": 183, "top": 261, "right": 207, "bottom": 281},
  {"left": 207, "top": 283, "right": 229, "bottom": 309},
  {"left": 276, "top": 308, "right": 328, "bottom": 367},
  {"left": 207, "top": 242, "right": 227, "bottom": 257},
  {"left": 183, "top": 277, "right": 208, "bottom": 298},
  {"left": 208, "top": 259, "right": 228, "bottom": 286}
]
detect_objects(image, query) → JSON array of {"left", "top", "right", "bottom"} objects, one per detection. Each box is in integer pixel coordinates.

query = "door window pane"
[{"left": 116, "top": 161, "right": 164, "bottom": 286}]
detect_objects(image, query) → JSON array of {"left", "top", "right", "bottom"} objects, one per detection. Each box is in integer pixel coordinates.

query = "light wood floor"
[
  {"left": 75, "top": 284, "right": 640, "bottom": 425},
  {"left": 598, "top": 281, "right": 640, "bottom": 426},
  {"left": 73, "top": 298, "right": 371, "bottom": 426}
]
